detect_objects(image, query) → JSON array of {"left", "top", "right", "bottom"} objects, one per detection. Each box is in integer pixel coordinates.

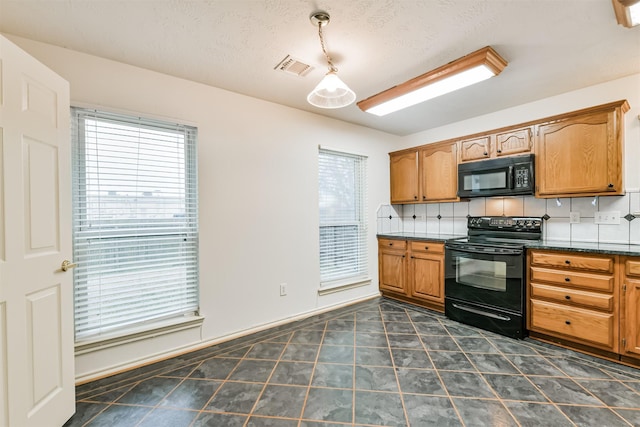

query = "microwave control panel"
[{"left": 514, "top": 165, "right": 530, "bottom": 189}]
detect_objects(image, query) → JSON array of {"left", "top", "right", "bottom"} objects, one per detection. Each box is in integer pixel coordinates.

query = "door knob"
[{"left": 61, "top": 260, "right": 77, "bottom": 272}]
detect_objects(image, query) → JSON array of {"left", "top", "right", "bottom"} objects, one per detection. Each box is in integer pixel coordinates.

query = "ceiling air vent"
[{"left": 274, "top": 55, "right": 313, "bottom": 77}]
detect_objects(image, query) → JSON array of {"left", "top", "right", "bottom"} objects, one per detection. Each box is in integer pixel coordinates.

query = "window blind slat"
[
  {"left": 72, "top": 108, "right": 199, "bottom": 341},
  {"left": 318, "top": 148, "right": 368, "bottom": 285}
]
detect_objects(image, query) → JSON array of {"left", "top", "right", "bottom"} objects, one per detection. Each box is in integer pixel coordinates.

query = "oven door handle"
[
  {"left": 452, "top": 303, "right": 512, "bottom": 321},
  {"left": 445, "top": 245, "right": 523, "bottom": 256}
]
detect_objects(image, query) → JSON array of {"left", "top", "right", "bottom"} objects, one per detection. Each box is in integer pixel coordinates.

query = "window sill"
[
  {"left": 75, "top": 315, "right": 204, "bottom": 355},
  {"left": 318, "top": 277, "right": 371, "bottom": 296}
]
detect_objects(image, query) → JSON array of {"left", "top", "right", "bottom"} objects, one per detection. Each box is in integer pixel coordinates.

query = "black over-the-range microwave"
[{"left": 457, "top": 154, "right": 535, "bottom": 198}]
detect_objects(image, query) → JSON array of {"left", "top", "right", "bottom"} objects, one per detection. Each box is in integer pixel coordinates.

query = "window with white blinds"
[
  {"left": 71, "top": 108, "right": 198, "bottom": 341},
  {"left": 319, "top": 148, "right": 368, "bottom": 286}
]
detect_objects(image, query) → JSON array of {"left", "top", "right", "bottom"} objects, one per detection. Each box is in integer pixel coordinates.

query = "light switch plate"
[
  {"left": 594, "top": 211, "right": 621, "bottom": 225},
  {"left": 569, "top": 212, "right": 580, "bottom": 224}
]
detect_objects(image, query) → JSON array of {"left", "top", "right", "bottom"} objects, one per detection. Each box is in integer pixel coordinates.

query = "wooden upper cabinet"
[
  {"left": 495, "top": 127, "right": 533, "bottom": 157},
  {"left": 459, "top": 126, "right": 534, "bottom": 162},
  {"left": 389, "top": 150, "right": 419, "bottom": 203},
  {"left": 459, "top": 136, "right": 491, "bottom": 162},
  {"left": 419, "top": 142, "right": 458, "bottom": 202},
  {"left": 535, "top": 100, "right": 629, "bottom": 198}
]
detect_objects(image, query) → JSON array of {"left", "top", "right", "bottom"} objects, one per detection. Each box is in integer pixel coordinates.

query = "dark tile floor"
[{"left": 64, "top": 297, "right": 640, "bottom": 426}]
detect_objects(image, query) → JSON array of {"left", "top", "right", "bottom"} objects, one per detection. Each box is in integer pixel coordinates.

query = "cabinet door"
[
  {"left": 495, "top": 127, "right": 533, "bottom": 157},
  {"left": 535, "top": 109, "right": 622, "bottom": 197},
  {"left": 622, "top": 276, "right": 640, "bottom": 357},
  {"left": 459, "top": 136, "right": 491, "bottom": 162},
  {"left": 390, "top": 151, "right": 419, "bottom": 203},
  {"left": 420, "top": 143, "right": 458, "bottom": 202},
  {"left": 379, "top": 249, "right": 407, "bottom": 295},
  {"left": 409, "top": 252, "right": 444, "bottom": 303}
]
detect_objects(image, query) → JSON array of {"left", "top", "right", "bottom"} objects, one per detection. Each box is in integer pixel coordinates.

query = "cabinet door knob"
[
  {"left": 424, "top": 246, "right": 429, "bottom": 250},
  {"left": 497, "top": 149, "right": 502, "bottom": 153},
  {"left": 565, "top": 277, "right": 571, "bottom": 282},
  {"left": 410, "top": 256, "right": 414, "bottom": 259},
  {"left": 565, "top": 320, "right": 571, "bottom": 325},
  {"left": 422, "top": 196, "right": 426, "bottom": 200},
  {"left": 565, "top": 260, "right": 571, "bottom": 265},
  {"left": 414, "top": 195, "right": 418, "bottom": 200},
  {"left": 565, "top": 295, "right": 571, "bottom": 300},
  {"left": 483, "top": 151, "right": 488, "bottom": 156},
  {"left": 608, "top": 183, "right": 614, "bottom": 188}
]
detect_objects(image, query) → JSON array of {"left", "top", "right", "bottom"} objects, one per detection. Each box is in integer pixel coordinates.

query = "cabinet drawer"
[
  {"left": 530, "top": 251, "right": 614, "bottom": 273},
  {"left": 410, "top": 241, "right": 444, "bottom": 254},
  {"left": 530, "top": 300, "right": 615, "bottom": 349},
  {"left": 379, "top": 239, "right": 406, "bottom": 250},
  {"left": 530, "top": 267, "right": 614, "bottom": 292},
  {"left": 626, "top": 259, "right": 640, "bottom": 278},
  {"left": 530, "top": 283, "right": 613, "bottom": 311}
]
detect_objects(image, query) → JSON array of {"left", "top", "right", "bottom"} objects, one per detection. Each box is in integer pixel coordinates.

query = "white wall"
[{"left": 4, "top": 35, "right": 399, "bottom": 380}]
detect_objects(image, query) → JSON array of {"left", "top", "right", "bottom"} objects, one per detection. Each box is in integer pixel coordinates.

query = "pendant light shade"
[
  {"left": 307, "top": 70, "right": 356, "bottom": 109},
  {"left": 307, "top": 11, "right": 355, "bottom": 109}
]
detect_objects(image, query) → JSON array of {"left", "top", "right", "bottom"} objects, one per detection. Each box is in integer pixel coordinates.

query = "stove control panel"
[{"left": 468, "top": 216, "right": 542, "bottom": 232}]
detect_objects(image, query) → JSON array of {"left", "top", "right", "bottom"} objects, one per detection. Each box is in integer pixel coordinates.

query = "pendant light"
[{"left": 307, "top": 11, "right": 356, "bottom": 109}]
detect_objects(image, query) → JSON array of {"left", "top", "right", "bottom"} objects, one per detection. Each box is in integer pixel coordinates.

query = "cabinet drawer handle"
[
  {"left": 565, "top": 277, "right": 571, "bottom": 282},
  {"left": 410, "top": 256, "right": 415, "bottom": 259},
  {"left": 565, "top": 260, "right": 571, "bottom": 265},
  {"left": 389, "top": 243, "right": 393, "bottom": 246},
  {"left": 565, "top": 320, "right": 571, "bottom": 325},
  {"left": 565, "top": 295, "right": 571, "bottom": 300}
]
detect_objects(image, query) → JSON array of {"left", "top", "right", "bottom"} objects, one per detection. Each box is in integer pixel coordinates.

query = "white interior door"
[{"left": 0, "top": 35, "right": 74, "bottom": 426}]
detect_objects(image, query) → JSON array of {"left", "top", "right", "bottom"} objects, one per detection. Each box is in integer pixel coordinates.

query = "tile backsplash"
[{"left": 377, "top": 190, "right": 640, "bottom": 245}]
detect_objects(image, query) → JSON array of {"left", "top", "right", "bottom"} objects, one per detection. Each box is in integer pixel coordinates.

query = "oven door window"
[{"left": 457, "top": 257, "right": 506, "bottom": 292}]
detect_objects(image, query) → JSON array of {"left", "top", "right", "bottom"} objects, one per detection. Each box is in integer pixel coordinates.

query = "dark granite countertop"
[
  {"left": 376, "top": 232, "right": 466, "bottom": 242},
  {"left": 376, "top": 233, "right": 640, "bottom": 256},
  {"left": 526, "top": 240, "right": 640, "bottom": 257}
]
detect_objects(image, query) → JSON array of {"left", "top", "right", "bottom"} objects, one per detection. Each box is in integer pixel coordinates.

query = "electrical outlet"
[
  {"left": 279, "top": 283, "right": 287, "bottom": 296},
  {"left": 569, "top": 212, "right": 580, "bottom": 224},
  {"left": 594, "top": 211, "right": 621, "bottom": 225}
]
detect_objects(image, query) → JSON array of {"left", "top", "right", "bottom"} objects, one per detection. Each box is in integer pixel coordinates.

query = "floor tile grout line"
[
  {"left": 404, "top": 308, "right": 466, "bottom": 427},
  {"left": 296, "top": 319, "right": 330, "bottom": 426},
  {"left": 540, "top": 352, "right": 634, "bottom": 422},
  {"left": 241, "top": 331, "right": 296, "bottom": 426},
  {"left": 131, "top": 362, "right": 202, "bottom": 427},
  {"left": 351, "top": 311, "right": 357, "bottom": 427}
]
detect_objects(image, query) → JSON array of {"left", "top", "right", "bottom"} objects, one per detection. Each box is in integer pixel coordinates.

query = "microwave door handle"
[{"left": 508, "top": 165, "right": 514, "bottom": 189}]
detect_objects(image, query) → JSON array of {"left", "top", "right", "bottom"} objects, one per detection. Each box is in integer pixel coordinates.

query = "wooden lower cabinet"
[
  {"left": 621, "top": 257, "right": 640, "bottom": 359},
  {"left": 527, "top": 249, "right": 618, "bottom": 354},
  {"left": 378, "top": 239, "right": 407, "bottom": 296},
  {"left": 378, "top": 237, "right": 445, "bottom": 312},
  {"left": 408, "top": 242, "right": 445, "bottom": 305}
]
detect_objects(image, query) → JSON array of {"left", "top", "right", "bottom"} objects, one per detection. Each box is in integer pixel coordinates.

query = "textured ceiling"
[{"left": 1, "top": 0, "right": 639, "bottom": 136}]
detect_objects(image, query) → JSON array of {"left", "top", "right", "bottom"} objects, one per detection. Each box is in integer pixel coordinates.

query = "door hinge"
[{"left": 623, "top": 338, "right": 627, "bottom": 348}]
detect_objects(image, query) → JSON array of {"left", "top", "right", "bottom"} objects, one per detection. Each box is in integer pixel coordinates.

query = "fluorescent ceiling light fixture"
[
  {"left": 307, "top": 11, "right": 355, "bottom": 109},
  {"left": 612, "top": 0, "right": 640, "bottom": 27},
  {"left": 357, "top": 46, "right": 507, "bottom": 116}
]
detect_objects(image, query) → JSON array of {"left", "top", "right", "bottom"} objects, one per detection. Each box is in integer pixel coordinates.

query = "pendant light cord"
[{"left": 317, "top": 23, "right": 337, "bottom": 72}]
